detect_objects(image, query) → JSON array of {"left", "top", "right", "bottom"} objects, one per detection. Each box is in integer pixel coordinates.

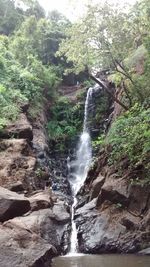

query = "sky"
[{"left": 38, "top": 0, "right": 138, "bottom": 21}]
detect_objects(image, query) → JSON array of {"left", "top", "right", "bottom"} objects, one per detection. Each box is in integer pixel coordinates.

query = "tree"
[
  {"left": 24, "top": 0, "right": 45, "bottom": 19},
  {"left": 0, "top": 0, "right": 24, "bottom": 35},
  {"left": 58, "top": 0, "right": 150, "bottom": 108}
]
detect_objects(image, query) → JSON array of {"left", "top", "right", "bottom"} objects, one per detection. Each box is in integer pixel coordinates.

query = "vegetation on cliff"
[
  {"left": 0, "top": 0, "right": 71, "bottom": 131},
  {"left": 0, "top": 0, "right": 150, "bottom": 184},
  {"left": 58, "top": 0, "right": 150, "bottom": 183}
]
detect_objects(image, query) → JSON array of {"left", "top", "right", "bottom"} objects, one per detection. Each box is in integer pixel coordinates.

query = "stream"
[
  {"left": 69, "top": 131, "right": 92, "bottom": 254},
  {"left": 68, "top": 87, "right": 93, "bottom": 254}
]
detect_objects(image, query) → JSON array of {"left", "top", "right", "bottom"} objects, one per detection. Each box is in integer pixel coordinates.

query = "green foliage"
[
  {"left": 116, "top": 203, "right": 123, "bottom": 209},
  {"left": 10, "top": 13, "right": 70, "bottom": 68},
  {"left": 0, "top": 0, "right": 24, "bottom": 35},
  {"left": 0, "top": 84, "right": 24, "bottom": 130},
  {"left": 58, "top": 1, "right": 135, "bottom": 74},
  {"left": 109, "top": 73, "right": 123, "bottom": 87},
  {"left": 0, "top": 8, "right": 67, "bottom": 129},
  {"left": 106, "top": 105, "right": 150, "bottom": 166},
  {"left": 47, "top": 96, "right": 84, "bottom": 144},
  {"left": 0, "top": 36, "right": 58, "bottom": 100},
  {"left": 58, "top": 0, "right": 150, "bottom": 106},
  {"left": 24, "top": 0, "right": 45, "bottom": 19},
  {"left": 125, "top": 45, "right": 147, "bottom": 69},
  {"left": 92, "top": 134, "right": 105, "bottom": 149}
]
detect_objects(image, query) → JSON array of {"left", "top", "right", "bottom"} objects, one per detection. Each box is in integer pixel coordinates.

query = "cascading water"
[{"left": 68, "top": 87, "right": 93, "bottom": 255}]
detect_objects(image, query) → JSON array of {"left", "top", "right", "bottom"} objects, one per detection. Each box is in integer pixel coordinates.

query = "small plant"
[
  {"left": 92, "top": 134, "right": 105, "bottom": 149},
  {"left": 35, "top": 168, "right": 43, "bottom": 178},
  {"left": 116, "top": 203, "right": 123, "bottom": 209}
]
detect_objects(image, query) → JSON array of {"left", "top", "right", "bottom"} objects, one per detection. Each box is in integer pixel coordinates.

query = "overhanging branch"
[{"left": 90, "top": 74, "right": 129, "bottom": 111}]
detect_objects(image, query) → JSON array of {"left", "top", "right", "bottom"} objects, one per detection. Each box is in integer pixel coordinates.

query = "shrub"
[
  {"left": 0, "top": 85, "right": 22, "bottom": 130},
  {"left": 106, "top": 104, "right": 150, "bottom": 166}
]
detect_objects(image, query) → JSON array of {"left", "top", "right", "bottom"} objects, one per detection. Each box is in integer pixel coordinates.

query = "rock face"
[
  {"left": 0, "top": 186, "right": 71, "bottom": 266},
  {"left": 0, "top": 138, "right": 37, "bottom": 191},
  {"left": 75, "top": 150, "right": 150, "bottom": 254},
  {"left": 0, "top": 104, "right": 71, "bottom": 267},
  {"left": 2, "top": 113, "right": 33, "bottom": 140},
  {"left": 0, "top": 224, "right": 56, "bottom": 267}
]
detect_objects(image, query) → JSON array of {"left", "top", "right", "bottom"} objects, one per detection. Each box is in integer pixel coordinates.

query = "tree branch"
[{"left": 90, "top": 74, "right": 129, "bottom": 111}]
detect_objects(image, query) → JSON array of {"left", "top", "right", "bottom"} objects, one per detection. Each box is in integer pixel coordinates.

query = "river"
[{"left": 52, "top": 254, "right": 150, "bottom": 267}]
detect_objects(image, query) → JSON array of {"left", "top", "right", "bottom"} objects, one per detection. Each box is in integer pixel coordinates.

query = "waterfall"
[{"left": 68, "top": 87, "right": 93, "bottom": 255}]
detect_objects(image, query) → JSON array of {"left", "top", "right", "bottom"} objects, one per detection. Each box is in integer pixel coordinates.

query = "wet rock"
[
  {"left": 76, "top": 201, "right": 149, "bottom": 254},
  {"left": 76, "top": 203, "right": 127, "bottom": 253},
  {"left": 0, "top": 224, "right": 56, "bottom": 267},
  {"left": 90, "top": 174, "right": 105, "bottom": 200},
  {"left": 2, "top": 113, "right": 33, "bottom": 140},
  {"left": 0, "top": 186, "right": 30, "bottom": 222},
  {"left": 138, "top": 247, "right": 150, "bottom": 255},
  {"left": 76, "top": 194, "right": 89, "bottom": 209},
  {"left": 76, "top": 179, "right": 149, "bottom": 254},
  {"left": 76, "top": 198, "right": 97, "bottom": 218},
  {"left": 75, "top": 174, "right": 149, "bottom": 254},
  {"left": 52, "top": 201, "right": 70, "bottom": 223}
]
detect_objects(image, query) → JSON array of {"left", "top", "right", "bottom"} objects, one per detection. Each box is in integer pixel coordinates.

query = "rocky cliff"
[
  {"left": 0, "top": 101, "right": 71, "bottom": 267},
  {"left": 74, "top": 94, "right": 150, "bottom": 255}
]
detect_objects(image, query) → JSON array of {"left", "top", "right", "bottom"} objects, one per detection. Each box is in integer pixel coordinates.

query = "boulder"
[
  {"left": 76, "top": 198, "right": 97, "bottom": 218},
  {"left": 52, "top": 200, "right": 70, "bottom": 223},
  {"left": 0, "top": 224, "right": 56, "bottom": 267},
  {"left": 28, "top": 190, "right": 53, "bottom": 211},
  {"left": 96, "top": 178, "right": 129, "bottom": 207},
  {"left": 76, "top": 178, "right": 149, "bottom": 254},
  {"left": 0, "top": 187, "right": 30, "bottom": 222},
  {"left": 76, "top": 201, "right": 127, "bottom": 253},
  {"left": 5, "top": 200, "right": 71, "bottom": 253}
]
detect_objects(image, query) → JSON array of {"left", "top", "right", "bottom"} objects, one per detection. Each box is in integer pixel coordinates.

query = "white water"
[{"left": 68, "top": 88, "right": 93, "bottom": 255}]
